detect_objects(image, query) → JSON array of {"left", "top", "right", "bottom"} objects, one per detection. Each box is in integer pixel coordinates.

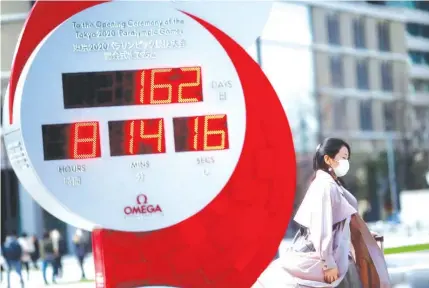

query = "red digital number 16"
[{"left": 172, "top": 114, "right": 230, "bottom": 153}]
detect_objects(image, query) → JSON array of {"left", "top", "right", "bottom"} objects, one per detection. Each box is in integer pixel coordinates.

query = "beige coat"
[{"left": 253, "top": 170, "right": 390, "bottom": 287}]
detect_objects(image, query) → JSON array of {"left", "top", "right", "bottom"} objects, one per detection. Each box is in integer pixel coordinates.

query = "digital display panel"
[
  {"left": 42, "top": 121, "right": 101, "bottom": 161},
  {"left": 108, "top": 118, "right": 166, "bottom": 156},
  {"left": 173, "top": 114, "right": 229, "bottom": 152},
  {"left": 62, "top": 66, "right": 203, "bottom": 109},
  {"left": 10, "top": 0, "right": 257, "bottom": 235}
]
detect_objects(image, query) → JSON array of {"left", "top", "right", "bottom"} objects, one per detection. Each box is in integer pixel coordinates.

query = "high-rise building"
[
  {"left": 308, "top": 1, "right": 408, "bottom": 152},
  {"left": 301, "top": 0, "right": 429, "bottom": 217},
  {"left": 364, "top": 0, "right": 429, "bottom": 193},
  {"left": 362, "top": 1, "right": 429, "bottom": 150},
  {"left": 399, "top": 3, "right": 429, "bottom": 149}
]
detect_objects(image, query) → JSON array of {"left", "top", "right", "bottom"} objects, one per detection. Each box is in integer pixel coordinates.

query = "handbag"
[
  {"left": 290, "top": 226, "right": 315, "bottom": 253},
  {"left": 290, "top": 219, "right": 347, "bottom": 254}
]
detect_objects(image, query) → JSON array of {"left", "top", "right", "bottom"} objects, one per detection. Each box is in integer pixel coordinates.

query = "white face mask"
[{"left": 332, "top": 159, "right": 349, "bottom": 177}]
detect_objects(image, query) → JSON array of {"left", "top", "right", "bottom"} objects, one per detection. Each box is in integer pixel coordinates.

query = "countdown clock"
[{"left": 3, "top": 1, "right": 296, "bottom": 287}]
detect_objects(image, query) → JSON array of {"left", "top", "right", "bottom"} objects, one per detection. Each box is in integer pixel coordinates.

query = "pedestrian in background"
[
  {"left": 30, "top": 235, "right": 40, "bottom": 270},
  {"left": 51, "top": 229, "right": 65, "bottom": 278},
  {"left": 39, "top": 232, "right": 56, "bottom": 285},
  {"left": 0, "top": 248, "right": 4, "bottom": 284},
  {"left": 58, "top": 231, "right": 67, "bottom": 277},
  {"left": 73, "top": 229, "right": 87, "bottom": 280},
  {"left": 18, "top": 232, "right": 34, "bottom": 280},
  {"left": 2, "top": 231, "right": 24, "bottom": 288}
]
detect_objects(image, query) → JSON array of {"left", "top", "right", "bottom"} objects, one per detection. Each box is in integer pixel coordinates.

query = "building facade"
[
  {"left": 395, "top": 1, "right": 429, "bottom": 191},
  {"left": 304, "top": 0, "right": 429, "bottom": 219},
  {"left": 305, "top": 1, "right": 409, "bottom": 219},
  {"left": 365, "top": 0, "right": 429, "bottom": 149}
]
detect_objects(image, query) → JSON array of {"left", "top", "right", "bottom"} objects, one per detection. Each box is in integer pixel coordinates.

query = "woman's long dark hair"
[{"left": 312, "top": 137, "right": 351, "bottom": 187}]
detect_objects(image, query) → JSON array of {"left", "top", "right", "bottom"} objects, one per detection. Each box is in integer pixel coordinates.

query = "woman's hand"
[{"left": 323, "top": 268, "right": 339, "bottom": 283}]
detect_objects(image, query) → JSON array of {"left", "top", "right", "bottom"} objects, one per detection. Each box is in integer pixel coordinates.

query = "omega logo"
[{"left": 123, "top": 194, "right": 163, "bottom": 216}]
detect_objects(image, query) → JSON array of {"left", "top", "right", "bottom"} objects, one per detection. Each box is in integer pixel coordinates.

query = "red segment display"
[
  {"left": 62, "top": 66, "right": 202, "bottom": 109},
  {"left": 135, "top": 66, "right": 203, "bottom": 105},
  {"left": 173, "top": 114, "right": 230, "bottom": 152},
  {"left": 41, "top": 121, "right": 101, "bottom": 161},
  {"left": 108, "top": 118, "right": 166, "bottom": 156}
]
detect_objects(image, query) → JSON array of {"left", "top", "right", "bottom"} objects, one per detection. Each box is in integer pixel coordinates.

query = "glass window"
[
  {"left": 406, "top": 23, "right": 429, "bottom": 39},
  {"left": 423, "top": 81, "right": 429, "bottom": 92},
  {"left": 330, "top": 55, "right": 344, "bottom": 88},
  {"left": 414, "top": 107, "right": 429, "bottom": 145},
  {"left": 423, "top": 52, "right": 429, "bottom": 65},
  {"left": 409, "top": 50, "right": 422, "bottom": 64},
  {"left": 422, "top": 25, "right": 429, "bottom": 38},
  {"left": 383, "top": 101, "right": 396, "bottom": 131},
  {"left": 409, "top": 50, "right": 429, "bottom": 65},
  {"left": 412, "top": 79, "right": 429, "bottom": 92},
  {"left": 407, "top": 23, "right": 420, "bottom": 36},
  {"left": 356, "top": 58, "right": 369, "bottom": 90},
  {"left": 416, "top": 1, "right": 429, "bottom": 11},
  {"left": 385, "top": 1, "right": 416, "bottom": 8},
  {"left": 413, "top": 79, "right": 422, "bottom": 92},
  {"left": 381, "top": 61, "right": 393, "bottom": 92},
  {"left": 353, "top": 18, "right": 366, "bottom": 48},
  {"left": 409, "top": 81, "right": 416, "bottom": 93},
  {"left": 359, "top": 99, "right": 373, "bottom": 131},
  {"left": 333, "top": 97, "right": 347, "bottom": 130},
  {"left": 378, "top": 22, "right": 391, "bottom": 51},
  {"left": 327, "top": 13, "right": 340, "bottom": 45},
  {"left": 366, "top": 1, "right": 386, "bottom": 5}
]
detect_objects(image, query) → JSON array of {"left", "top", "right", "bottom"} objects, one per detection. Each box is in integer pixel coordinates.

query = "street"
[{"left": 3, "top": 251, "right": 429, "bottom": 288}]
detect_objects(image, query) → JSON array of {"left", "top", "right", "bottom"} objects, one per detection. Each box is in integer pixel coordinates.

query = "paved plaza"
[
  {"left": 3, "top": 251, "right": 429, "bottom": 287},
  {"left": 1, "top": 255, "right": 95, "bottom": 288}
]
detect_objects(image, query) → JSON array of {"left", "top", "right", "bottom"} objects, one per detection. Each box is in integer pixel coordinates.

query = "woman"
[
  {"left": 73, "top": 229, "right": 87, "bottom": 280},
  {"left": 40, "top": 232, "right": 56, "bottom": 285},
  {"left": 253, "top": 138, "right": 388, "bottom": 288},
  {"left": 17, "top": 232, "right": 33, "bottom": 280},
  {"left": 51, "top": 229, "right": 65, "bottom": 278},
  {"left": 30, "top": 235, "right": 40, "bottom": 270}
]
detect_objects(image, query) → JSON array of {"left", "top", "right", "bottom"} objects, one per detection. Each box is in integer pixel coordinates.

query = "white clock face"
[{"left": 11, "top": 1, "right": 247, "bottom": 231}]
